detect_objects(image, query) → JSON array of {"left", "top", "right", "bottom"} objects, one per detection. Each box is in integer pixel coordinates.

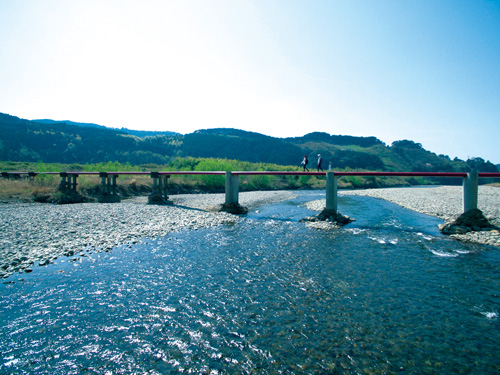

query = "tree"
[{"left": 467, "top": 157, "right": 499, "bottom": 172}]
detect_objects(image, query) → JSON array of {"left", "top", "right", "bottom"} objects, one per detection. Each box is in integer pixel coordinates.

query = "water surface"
[{"left": 1, "top": 192, "right": 499, "bottom": 374}]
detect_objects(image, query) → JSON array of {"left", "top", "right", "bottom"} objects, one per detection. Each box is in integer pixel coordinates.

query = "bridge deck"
[{"left": 5, "top": 171, "right": 500, "bottom": 178}]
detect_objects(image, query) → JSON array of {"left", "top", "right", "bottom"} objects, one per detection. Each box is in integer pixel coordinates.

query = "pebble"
[{"left": 0, "top": 191, "right": 296, "bottom": 279}]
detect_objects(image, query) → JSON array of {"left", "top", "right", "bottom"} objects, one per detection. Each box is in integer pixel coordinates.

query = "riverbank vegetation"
[
  {"left": 1, "top": 112, "right": 498, "bottom": 203},
  {"left": 2, "top": 113, "right": 498, "bottom": 174},
  {"left": 0, "top": 159, "right": 436, "bottom": 203}
]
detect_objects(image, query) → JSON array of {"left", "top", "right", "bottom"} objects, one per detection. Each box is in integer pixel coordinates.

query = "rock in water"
[
  {"left": 147, "top": 192, "right": 172, "bottom": 205},
  {"left": 218, "top": 203, "right": 248, "bottom": 215},
  {"left": 301, "top": 209, "right": 354, "bottom": 226},
  {"left": 439, "top": 208, "right": 498, "bottom": 234}
]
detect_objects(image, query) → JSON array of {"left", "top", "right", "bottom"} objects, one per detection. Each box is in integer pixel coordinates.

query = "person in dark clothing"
[
  {"left": 317, "top": 154, "right": 323, "bottom": 172},
  {"left": 301, "top": 155, "right": 309, "bottom": 172}
]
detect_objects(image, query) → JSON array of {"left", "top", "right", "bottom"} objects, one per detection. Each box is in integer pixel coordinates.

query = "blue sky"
[{"left": 1, "top": 0, "right": 499, "bottom": 163}]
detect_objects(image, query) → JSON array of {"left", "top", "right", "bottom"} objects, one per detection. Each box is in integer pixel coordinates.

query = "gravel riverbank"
[
  {"left": 2, "top": 186, "right": 499, "bottom": 279},
  {"left": 306, "top": 185, "right": 500, "bottom": 247},
  {"left": 0, "top": 191, "right": 297, "bottom": 279}
]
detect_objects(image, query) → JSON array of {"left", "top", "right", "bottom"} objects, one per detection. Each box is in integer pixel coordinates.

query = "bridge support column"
[
  {"left": 439, "top": 170, "right": 496, "bottom": 234},
  {"left": 98, "top": 172, "right": 121, "bottom": 203},
  {"left": 55, "top": 172, "right": 85, "bottom": 203},
  {"left": 220, "top": 172, "right": 247, "bottom": 214},
  {"left": 463, "top": 170, "right": 478, "bottom": 213},
  {"left": 59, "top": 172, "right": 80, "bottom": 194},
  {"left": 58, "top": 172, "right": 70, "bottom": 191},
  {"left": 112, "top": 175, "right": 118, "bottom": 195},
  {"left": 301, "top": 171, "right": 353, "bottom": 225},
  {"left": 71, "top": 174, "right": 79, "bottom": 192},
  {"left": 225, "top": 172, "right": 239, "bottom": 205},
  {"left": 325, "top": 171, "right": 338, "bottom": 212},
  {"left": 148, "top": 172, "right": 172, "bottom": 205},
  {"left": 161, "top": 175, "right": 171, "bottom": 203}
]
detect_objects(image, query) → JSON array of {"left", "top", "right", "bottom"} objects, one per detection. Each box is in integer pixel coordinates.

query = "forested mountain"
[
  {"left": 182, "top": 129, "right": 304, "bottom": 165},
  {"left": 33, "top": 119, "right": 180, "bottom": 137},
  {"left": 1, "top": 112, "right": 498, "bottom": 173},
  {"left": 1, "top": 113, "right": 180, "bottom": 165}
]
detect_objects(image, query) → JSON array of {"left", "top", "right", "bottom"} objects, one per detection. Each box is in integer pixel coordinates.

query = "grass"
[
  {"left": 0, "top": 158, "right": 430, "bottom": 203},
  {"left": 0, "top": 178, "right": 53, "bottom": 201}
]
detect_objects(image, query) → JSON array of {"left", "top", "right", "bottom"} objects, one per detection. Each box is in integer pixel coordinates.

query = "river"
[{"left": 1, "top": 191, "right": 499, "bottom": 374}]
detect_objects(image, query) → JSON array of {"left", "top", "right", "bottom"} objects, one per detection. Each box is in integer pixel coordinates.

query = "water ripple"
[{"left": 1, "top": 193, "right": 500, "bottom": 374}]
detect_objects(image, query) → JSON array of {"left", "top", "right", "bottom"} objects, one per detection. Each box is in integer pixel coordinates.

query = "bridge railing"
[
  {"left": 2, "top": 170, "right": 499, "bottom": 213},
  {"left": 230, "top": 170, "right": 498, "bottom": 214}
]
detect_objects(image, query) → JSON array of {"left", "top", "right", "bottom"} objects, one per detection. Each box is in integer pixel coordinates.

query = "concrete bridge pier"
[
  {"left": 439, "top": 170, "right": 496, "bottom": 234},
  {"left": 148, "top": 172, "right": 172, "bottom": 205},
  {"left": 220, "top": 172, "right": 247, "bottom": 214},
  {"left": 325, "top": 171, "right": 338, "bottom": 212},
  {"left": 225, "top": 172, "right": 239, "bottom": 205},
  {"left": 98, "top": 172, "right": 121, "bottom": 203},
  {"left": 463, "top": 170, "right": 478, "bottom": 213},
  {"left": 305, "top": 171, "right": 353, "bottom": 225}
]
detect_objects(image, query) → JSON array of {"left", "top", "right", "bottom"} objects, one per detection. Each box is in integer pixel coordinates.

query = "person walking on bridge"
[
  {"left": 301, "top": 155, "right": 309, "bottom": 172},
  {"left": 317, "top": 154, "right": 324, "bottom": 172}
]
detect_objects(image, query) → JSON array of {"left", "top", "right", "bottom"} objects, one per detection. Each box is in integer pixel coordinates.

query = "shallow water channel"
[{"left": 1, "top": 191, "right": 500, "bottom": 374}]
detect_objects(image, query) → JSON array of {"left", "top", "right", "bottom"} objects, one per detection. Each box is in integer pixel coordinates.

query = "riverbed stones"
[
  {"left": 438, "top": 208, "right": 498, "bottom": 234},
  {"left": 147, "top": 191, "right": 173, "bottom": 205},
  {"left": 306, "top": 185, "right": 500, "bottom": 247},
  {"left": 0, "top": 191, "right": 296, "bottom": 279},
  {"left": 301, "top": 209, "right": 354, "bottom": 226},
  {"left": 216, "top": 203, "right": 248, "bottom": 215},
  {"left": 317, "top": 209, "right": 354, "bottom": 225},
  {"left": 218, "top": 202, "right": 248, "bottom": 214},
  {"left": 55, "top": 185, "right": 88, "bottom": 204}
]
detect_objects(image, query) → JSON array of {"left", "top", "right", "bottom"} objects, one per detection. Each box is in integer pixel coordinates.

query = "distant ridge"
[
  {"left": 1, "top": 112, "right": 498, "bottom": 174},
  {"left": 33, "top": 119, "right": 180, "bottom": 138}
]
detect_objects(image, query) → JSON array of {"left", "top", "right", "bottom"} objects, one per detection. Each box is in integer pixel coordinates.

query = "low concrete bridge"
[
  {"left": 228, "top": 171, "right": 498, "bottom": 214},
  {"left": 2, "top": 170, "right": 499, "bottom": 215}
]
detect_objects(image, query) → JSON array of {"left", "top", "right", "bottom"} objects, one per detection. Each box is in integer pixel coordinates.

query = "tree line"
[{"left": 1, "top": 112, "right": 498, "bottom": 173}]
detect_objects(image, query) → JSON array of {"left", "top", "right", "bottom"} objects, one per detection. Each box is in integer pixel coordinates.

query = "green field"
[{"left": 0, "top": 158, "right": 431, "bottom": 203}]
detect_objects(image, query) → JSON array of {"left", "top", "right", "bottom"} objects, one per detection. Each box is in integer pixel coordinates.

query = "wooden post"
[
  {"left": 71, "top": 174, "right": 78, "bottom": 192},
  {"left": 99, "top": 172, "right": 107, "bottom": 194},
  {"left": 149, "top": 172, "right": 171, "bottom": 204},
  {"left": 158, "top": 174, "right": 163, "bottom": 195},
  {"left": 111, "top": 175, "right": 118, "bottom": 195},
  {"left": 98, "top": 172, "right": 120, "bottom": 202},
  {"left": 325, "top": 171, "right": 338, "bottom": 212},
  {"left": 59, "top": 172, "right": 69, "bottom": 191},
  {"left": 225, "top": 172, "right": 239, "bottom": 205},
  {"left": 151, "top": 171, "right": 159, "bottom": 190},
  {"left": 161, "top": 175, "right": 170, "bottom": 201},
  {"left": 463, "top": 170, "right": 478, "bottom": 212}
]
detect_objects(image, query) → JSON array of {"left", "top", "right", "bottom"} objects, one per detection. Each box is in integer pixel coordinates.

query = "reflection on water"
[{"left": 1, "top": 192, "right": 500, "bottom": 374}]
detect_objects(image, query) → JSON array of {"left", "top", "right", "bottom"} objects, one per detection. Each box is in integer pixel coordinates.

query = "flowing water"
[{"left": 1, "top": 192, "right": 500, "bottom": 374}]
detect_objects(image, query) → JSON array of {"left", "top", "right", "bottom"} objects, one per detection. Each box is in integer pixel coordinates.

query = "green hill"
[
  {"left": 33, "top": 119, "right": 180, "bottom": 137},
  {"left": 1, "top": 112, "right": 497, "bottom": 174}
]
